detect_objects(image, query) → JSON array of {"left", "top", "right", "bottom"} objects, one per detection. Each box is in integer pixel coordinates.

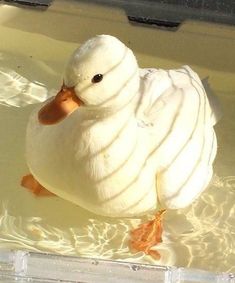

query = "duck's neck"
[{"left": 80, "top": 93, "right": 139, "bottom": 123}]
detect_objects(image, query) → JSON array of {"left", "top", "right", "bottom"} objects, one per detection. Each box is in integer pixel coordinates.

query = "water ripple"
[{"left": 0, "top": 175, "right": 234, "bottom": 272}]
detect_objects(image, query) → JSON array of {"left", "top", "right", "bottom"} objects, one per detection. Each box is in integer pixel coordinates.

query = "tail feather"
[{"left": 202, "top": 77, "right": 223, "bottom": 125}]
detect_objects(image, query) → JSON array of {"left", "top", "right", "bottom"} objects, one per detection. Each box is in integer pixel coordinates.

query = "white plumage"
[{"left": 25, "top": 35, "right": 217, "bottom": 217}]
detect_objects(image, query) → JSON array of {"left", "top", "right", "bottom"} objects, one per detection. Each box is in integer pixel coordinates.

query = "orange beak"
[{"left": 38, "top": 84, "right": 83, "bottom": 125}]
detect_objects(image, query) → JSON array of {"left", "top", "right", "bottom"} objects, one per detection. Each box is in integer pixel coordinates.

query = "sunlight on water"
[
  {"left": 0, "top": 198, "right": 148, "bottom": 262},
  {"left": 163, "top": 175, "right": 235, "bottom": 272},
  {"left": 0, "top": 18, "right": 234, "bottom": 274},
  {"left": 0, "top": 52, "right": 57, "bottom": 107},
  {"left": 0, "top": 68, "right": 49, "bottom": 107},
  {"left": 0, "top": 176, "right": 234, "bottom": 272}
]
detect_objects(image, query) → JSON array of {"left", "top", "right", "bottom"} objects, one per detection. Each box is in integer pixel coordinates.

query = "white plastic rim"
[{"left": 0, "top": 249, "right": 234, "bottom": 283}]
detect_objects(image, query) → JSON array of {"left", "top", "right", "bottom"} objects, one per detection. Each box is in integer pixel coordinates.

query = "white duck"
[{"left": 22, "top": 35, "right": 218, "bottom": 258}]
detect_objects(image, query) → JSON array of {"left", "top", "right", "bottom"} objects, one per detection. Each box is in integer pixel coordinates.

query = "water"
[{"left": 0, "top": 1, "right": 234, "bottom": 275}]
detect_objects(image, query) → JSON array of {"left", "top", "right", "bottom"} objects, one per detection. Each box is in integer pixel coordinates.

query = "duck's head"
[{"left": 38, "top": 35, "right": 140, "bottom": 125}]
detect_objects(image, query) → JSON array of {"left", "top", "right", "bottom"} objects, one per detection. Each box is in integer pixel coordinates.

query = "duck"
[{"left": 21, "top": 35, "right": 218, "bottom": 259}]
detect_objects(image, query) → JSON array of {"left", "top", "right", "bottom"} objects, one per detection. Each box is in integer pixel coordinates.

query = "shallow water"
[{"left": 0, "top": 1, "right": 235, "bottom": 275}]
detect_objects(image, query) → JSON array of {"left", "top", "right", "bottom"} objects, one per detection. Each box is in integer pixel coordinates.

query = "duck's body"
[{"left": 26, "top": 63, "right": 217, "bottom": 217}]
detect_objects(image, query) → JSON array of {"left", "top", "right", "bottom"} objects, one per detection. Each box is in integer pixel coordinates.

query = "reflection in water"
[{"left": 0, "top": 175, "right": 234, "bottom": 272}]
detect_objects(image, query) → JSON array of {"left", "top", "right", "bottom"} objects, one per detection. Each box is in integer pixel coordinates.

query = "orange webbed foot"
[
  {"left": 21, "top": 174, "right": 56, "bottom": 197},
  {"left": 129, "top": 209, "right": 166, "bottom": 260}
]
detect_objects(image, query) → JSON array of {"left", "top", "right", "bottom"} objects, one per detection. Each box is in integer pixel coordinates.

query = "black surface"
[
  {"left": 75, "top": 0, "right": 235, "bottom": 27},
  {"left": 1, "top": 0, "right": 53, "bottom": 7}
]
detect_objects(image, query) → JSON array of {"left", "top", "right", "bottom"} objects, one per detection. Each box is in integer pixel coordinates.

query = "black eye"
[{"left": 92, "top": 74, "right": 103, "bottom": 83}]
